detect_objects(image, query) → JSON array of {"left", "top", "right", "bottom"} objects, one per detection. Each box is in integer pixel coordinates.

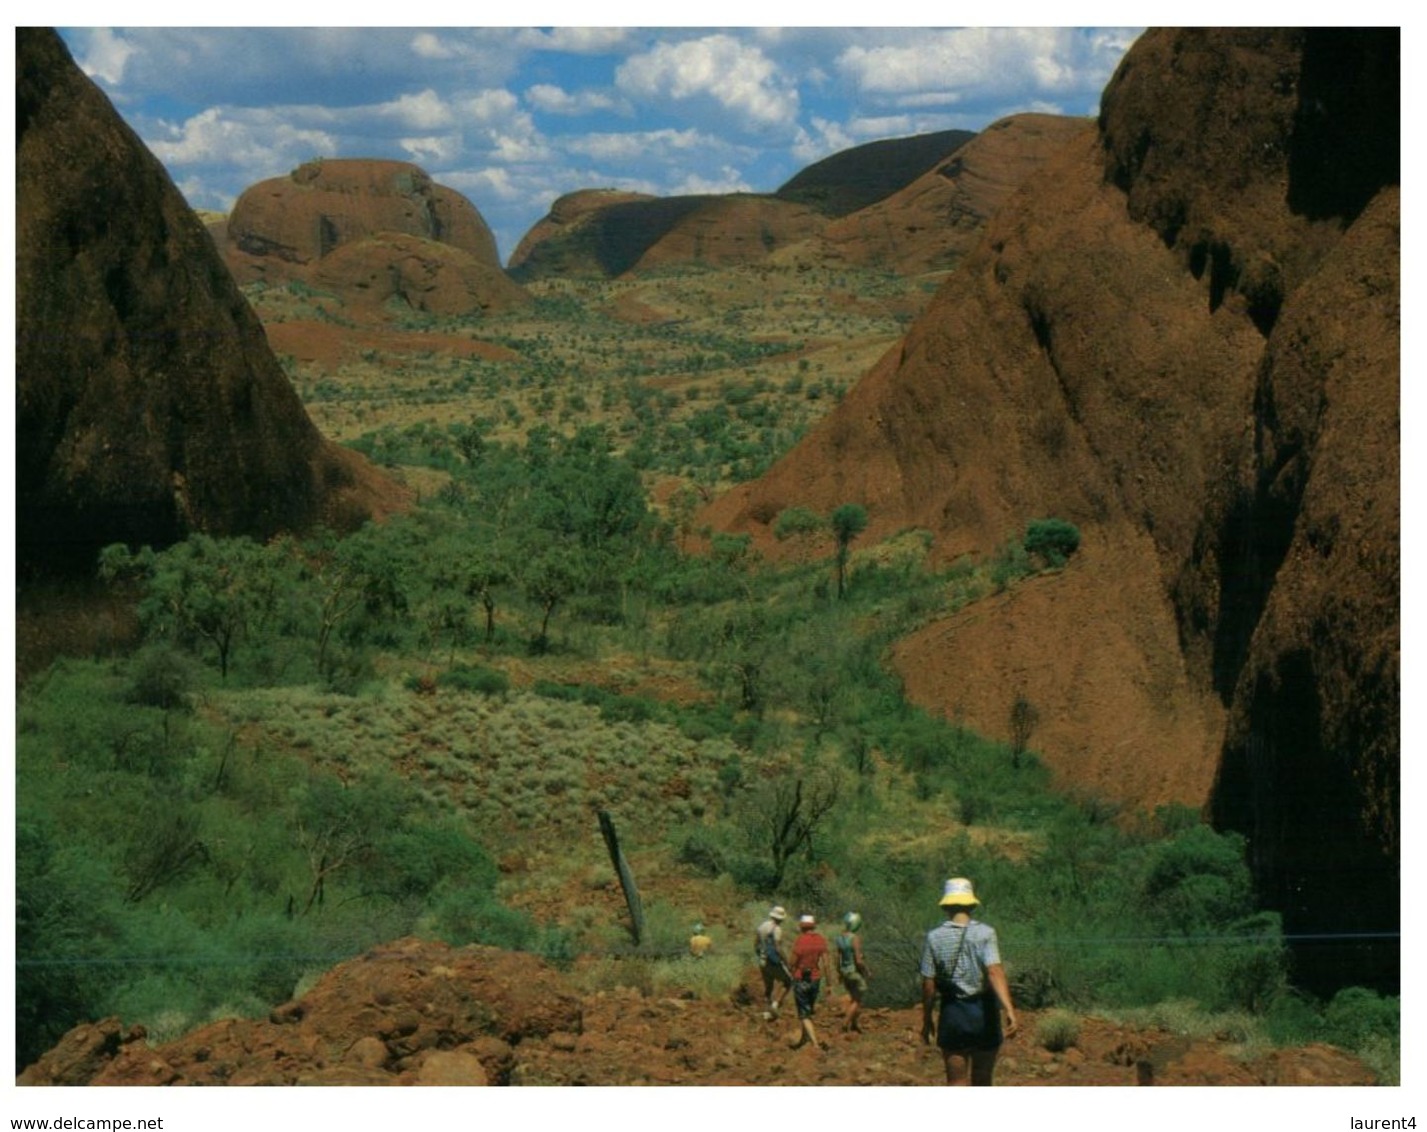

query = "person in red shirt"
[{"left": 788, "top": 913, "right": 834, "bottom": 1050}]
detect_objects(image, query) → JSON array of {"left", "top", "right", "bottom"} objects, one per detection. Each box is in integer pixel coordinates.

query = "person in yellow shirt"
[{"left": 689, "top": 921, "right": 713, "bottom": 958}]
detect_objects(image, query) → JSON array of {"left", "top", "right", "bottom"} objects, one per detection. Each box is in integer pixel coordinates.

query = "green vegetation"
[
  {"left": 16, "top": 268, "right": 1393, "bottom": 1080},
  {"left": 1023, "top": 517, "right": 1082, "bottom": 567}
]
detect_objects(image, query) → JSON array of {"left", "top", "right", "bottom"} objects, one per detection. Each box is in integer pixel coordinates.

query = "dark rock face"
[
  {"left": 508, "top": 131, "right": 981, "bottom": 282},
  {"left": 16, "top": 28, "right": 408, "bottom": 577},
  {"left": 815, "top": 113, "right": 1089, "bottom": 274},
  {"left": 775, "top": 128, "right": 977, "bottom": 217},
  {"left": 703, "top": 28, "right": 1398, "bottom": 994},
  {"left": 509, "top": 192, "right": 826, "bottom": 282}
]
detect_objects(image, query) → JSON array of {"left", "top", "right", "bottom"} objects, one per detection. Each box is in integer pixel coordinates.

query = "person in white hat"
[
  {"left": 919, "top": 877, "right": 1018, "bottom": 1084},
  {"left": 754, "top": 905, "right": 792, "bottom": 1018},
  {"left": 787, "top": 912, "right": 834, "bottom": 1050}
]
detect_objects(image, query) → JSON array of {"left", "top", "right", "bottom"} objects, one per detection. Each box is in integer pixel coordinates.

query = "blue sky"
[{"left": 56, "top": 25, "right": 1144, "bottom": 264}]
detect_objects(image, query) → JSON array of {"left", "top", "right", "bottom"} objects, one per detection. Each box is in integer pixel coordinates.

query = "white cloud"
[
  {"left": 454, "top": 89, "right": 524, "bottom": 124},
  {"left": 71, "top": 28, "right": 137, "bottom": 85},
  {"left": 517, "top": 28, "right": 630, "bottom": 54},
  {"left": 376, "top": 90, "right": 454, "bottom": 131},
  {"left": 837, "top": 27, "right": 1118, "bottom": 101},
  {"left": 616, "top": 34, "right": 799, "bottom": 132},
  {"left": 145, "top": 107, "right": 335, "bottom": 172},
  {"left": 670, "top": 168, "right": 755, "bottom": 196},
  {"left": 447, "top": 166, "right": 523, "bottom": 203},
  {"left": 490, "top": 132, "right": 553, "bottom": 163},
  {"left": 399, "top": 135, "right": 463, "bottom": 165},
  {"left": 409, "top": 31, "right": 456, "bottom": 60},
  {"left": 525, "top": 84, "right": 625, "bottom": 116},
  {"left": 564, "top": 128, "right": 705, "bottom": 162},
  {"left": 791, "top": 117, "right": 856, "bottom": 164}
]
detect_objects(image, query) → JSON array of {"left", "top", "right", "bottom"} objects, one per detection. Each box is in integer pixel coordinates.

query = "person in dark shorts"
[
  {"left": 835, "top": 911, "right": 872, "bottom": 1033},
  {"left": 788, "top": 913, "right": 834, "bottom": 1050},
  {"left": 919, "top": 877, "right": 1018, "bottom": 1084}
]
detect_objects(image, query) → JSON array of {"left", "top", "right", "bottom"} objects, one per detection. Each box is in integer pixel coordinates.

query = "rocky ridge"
[
  {"left": 218, "top": 157, "right": 529, "bottom": 318},
  {"left": 17, "top": 938, "right": 1377, "bottom": 1087}
]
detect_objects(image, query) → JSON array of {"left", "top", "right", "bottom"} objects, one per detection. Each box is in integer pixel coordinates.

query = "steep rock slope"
[
  {"left": 15, "top": 29, "right": 410, "bottom": 577},
  {"left": 508, "top": 131, "right": 978, "bottom": 282},
  {"left": 510, "top": 192, "right": 827, "bottom": 281},
  {"left": 221, "top": 158, "right": 527, "bottom": 316},
  {"left": 700, "top": 29, "right": 1398, "bottom": 991},
  {"left": 775, "top": 127, "right": 977, "bottom": 217},
  {"left": 506, "top": 188, "right": 656, "bottom": 279},
  {"left": 811, "top": 114, "right": 1089, "bottom": 274}
]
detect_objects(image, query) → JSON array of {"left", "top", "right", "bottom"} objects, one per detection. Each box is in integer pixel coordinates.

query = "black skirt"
[{"left": 936, "top": 990, "right": 1002, "bottom": 1052}]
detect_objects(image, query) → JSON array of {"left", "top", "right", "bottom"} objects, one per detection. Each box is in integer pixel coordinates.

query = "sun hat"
[
  {"left": 843, "top": 911, "right": 863, "bottom": 932},
  {"left": 769, "top": 906, "right": 787, "bottom": 921},
  {"left": 798, "top": 913, "right": 817, "bottom": 929},
  {"left": 939, "top": 877, "right": 980, "bottom": 907},
  {"left": 692, "top": 922, "right": 705, "bottom": 934}
]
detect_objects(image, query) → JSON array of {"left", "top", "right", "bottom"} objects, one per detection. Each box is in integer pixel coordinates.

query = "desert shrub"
[
  {"left": 989, "top": 540, "right": 1033, "bottom": 590},
  {"left": 1023, "top": 518, "right": 1082, "bottom": 566},
  {"left": 1321, "top": 986, "right": 1399, "bottom": 1051},
  {"left": 1141, "top": 824, "right": 1255, "bottom": 931},
  {"left": 438, "top": 664, "right": 510, "bottom": 696},
  {"left": 126, "top": 645, "right": 201, "bottom": 711},
  {"left": 372, "top": 822, "right": 498, "bottom": 901},
  {"left": 427, "top": 886, "right": 540, "bottom": 951},
  {"left": 1036, "top": 1009, "right": 1080, "bottom": 1051},
  {"left": 650, "top": 952, "right": 745, "bottom": 999}
]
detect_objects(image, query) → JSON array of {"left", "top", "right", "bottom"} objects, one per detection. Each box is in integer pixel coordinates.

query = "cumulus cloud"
[
  {"left": 564, "top": 128, "right": 706, "bottom": 162},
  {"left": 616, "top": 34, "right": 799, "bottom": 132},
  {"left": 837, "top": 27, "right": 1133, "bottom": 105},
  {"left": 517, "top": 27, "right": 631, "bottom": 54},
  {"left": 70, "top": 27, "right": 137, "bottom": 86},
  {"left": 409, "top": 31, "right": 457, "bottom": 60},
  {"left": 791, "top": 117, "right": 856, "bottom": 164},
  {"left": 399, "top": 135, "right": 463, "bottom": 165},
  {"left": 454, "top": 89, "right": 524, "bottom": 124},
  {"left": 144, "top": 107, "right": 336, "bottom": 173},
  {"left": 525, "top": 84, "right": 626, "bottom": 116},
  {"left": 375, "top": 89, "right": 454, "bottom": 131},
  {"left": 670, "top": 168, "right": 755, "bottom": 196}
]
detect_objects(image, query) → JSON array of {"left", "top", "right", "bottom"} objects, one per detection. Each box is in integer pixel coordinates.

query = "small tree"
[
  {"left": 466, "top": 547, "right": 511, "bottom": 644},
  {"left": 521, "top": 544, "right": 581, "bottom": 653},
  {"left": 1023, "top": 518, "right": 1081, "bottom": 567},
  {"left": 830, "top": 503, "right": 869, "bottom": 599},
  {"left": 106, "top": 535, "right": 274, "bottom": 680},
  {"left": 740, "top": 767, "right": 843, "bottom": 892},
  {"left": 1009, "top": 694, "right": 1040, "bottom": 769}
]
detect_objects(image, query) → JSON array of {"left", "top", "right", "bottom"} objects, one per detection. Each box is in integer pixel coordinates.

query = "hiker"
[
  {"left": 788, "top": 913, "right": 834, "bottom": 1050},
  {"left": 836, "top": 911, "right": 872, "bottom": 1032},
  {"left": 689, "top": 921, "right": 713, "bottom": 958},
  {"left": 754, "top": 905, "right": 792, "bottom": 1018},
  {"left": 919, "top": 877, "right": 1018, "bottom": 1085}
]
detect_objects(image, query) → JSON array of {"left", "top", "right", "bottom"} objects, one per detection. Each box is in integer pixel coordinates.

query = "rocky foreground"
[{"left": 19, "top": 937, "right": 1375, "bottom": 1087}]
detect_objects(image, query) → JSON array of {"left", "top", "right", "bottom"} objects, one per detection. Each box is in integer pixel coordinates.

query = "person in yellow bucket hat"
[{"left": 919, "top": 877, "right": 1018, "bottom": 1084}]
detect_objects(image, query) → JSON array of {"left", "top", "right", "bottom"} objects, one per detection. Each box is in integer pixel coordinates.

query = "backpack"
[{"left": 760, "top": 923, "right": 783, "bottom": 967}]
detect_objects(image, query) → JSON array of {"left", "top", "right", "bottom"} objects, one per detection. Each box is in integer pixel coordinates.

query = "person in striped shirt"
[{"left": 919, "top": 877, "right": 1018, "bottom": 1084}]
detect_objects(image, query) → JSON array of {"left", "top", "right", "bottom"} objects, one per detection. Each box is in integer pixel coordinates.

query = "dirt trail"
[{"left": 18, "top": 937, "right": 1375, "bottom": 1087}]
